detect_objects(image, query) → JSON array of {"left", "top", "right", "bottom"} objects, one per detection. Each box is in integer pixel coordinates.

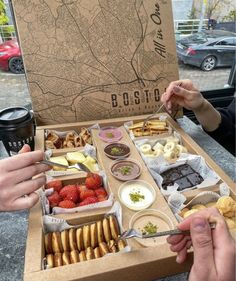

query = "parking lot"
[{"left": 0, "top": 64, "right": 231, "bottom": 111}]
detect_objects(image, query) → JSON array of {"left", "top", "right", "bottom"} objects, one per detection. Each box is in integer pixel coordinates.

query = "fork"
[
  {"left": 40, "top": 159, "right": 91, "bottom": 173},
  {"left": 119, "top": 223, "right": 216, "bottom": 240}
]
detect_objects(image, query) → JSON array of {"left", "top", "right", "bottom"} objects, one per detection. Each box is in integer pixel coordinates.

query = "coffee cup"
[{"left": 0, "top": 106, "right": 36, "bottom": 155}]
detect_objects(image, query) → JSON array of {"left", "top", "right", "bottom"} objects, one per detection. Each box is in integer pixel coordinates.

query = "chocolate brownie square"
[
  {"left": 187, "top": 173, "right": 204, "bottom": 186},
  {"left": 175, "top": 177, "right": 192, "bottom": 191},
  {"left": 179, "top": 164, "right": 194, "bottom": 176}
]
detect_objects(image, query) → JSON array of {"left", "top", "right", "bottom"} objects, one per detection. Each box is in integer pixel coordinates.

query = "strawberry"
[
  {"left": 95, "top": 187, "right": 107, "bottom": 197},
  {"left": 59, "top": 185, "right": 79, "bottom": 203},
  {"left": 45, "top": 180, "right": 63, "bottom": 192},
  {"left": 97, "top": 195, "right": 107, "bottom": 202},
  {"left": 76, "top": 184, "right": 87, "bottom": 194},
  {"left": 85, "top": 173, "right": 102, "bottom": 190},
  {"left": 80, "top": 189, "right": 96, "bottom": 201},
  {"left": 58, "top": 200, "right": 76, "bottom": 209},
  {"left": 79, "top": 196, "right": 98, "bottom": 206},
  {"left": 47, "top": 191, "right": 61, "bottom": 207}
]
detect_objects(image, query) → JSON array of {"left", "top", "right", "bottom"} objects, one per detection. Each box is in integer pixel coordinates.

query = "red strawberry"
[
  {"left": 76, "top": 184, "right": 87, "bottom": 194},
  {"left": 80, "top": 189, "right": 96, "bottom": 201},
  {"left": 58, "top": 200, "right": 76, "bottom": 209},
  {"left": 97, "top": 195, "right": 107, "bottom": 202},
  {"left": 59, "top": 185, "right": 79, "bottom": 203},
  {"left": 79, "top": 196, "right": 98, "bottom": 206},
  {"left": 85, "top": 173, "right": 102, "bottom": 190},
  {"left": 45, "top": 180, "right": 63, "bottom": 192},
  {"left": 95, "top": 187, "right": 107, "bottom": 197},
  {"left": 47, "top": 191, "right": 61, "bottom": 207}
]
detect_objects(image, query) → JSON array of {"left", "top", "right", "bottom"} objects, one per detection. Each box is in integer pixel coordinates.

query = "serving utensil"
[
  {"left": 119, "top": 223, "right": 216, "bottom": 240},
  {"left": 40, "top": 159, "right": 91, "bottom": 173}
]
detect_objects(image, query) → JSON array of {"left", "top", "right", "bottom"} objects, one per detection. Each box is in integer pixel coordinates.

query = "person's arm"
[
  {"left": 0, "top": 145, "right": 50, "bottom": 211},
  {"left": 167, "top": 208, "right": 236, "bottom": 281},
  {"left": 161, "top": 79, "right": 221, "bottom": 132}
]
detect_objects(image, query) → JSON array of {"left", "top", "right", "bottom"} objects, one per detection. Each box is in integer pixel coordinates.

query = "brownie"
[
  {"left": 179, "top": 164, "right": 194, "bottom": 176},
  {"left": 187, "top": 173, "right": 203, "bottom": 186},
  {"left": 175, "top": 177, "right": 192, "bottom": 191}
]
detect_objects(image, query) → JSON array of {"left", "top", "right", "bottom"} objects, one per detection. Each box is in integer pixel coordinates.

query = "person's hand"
[
  {"left": 0, "top": 145, "right": 51, "bottom": 211},
  {"left": 167, "top": 208, "right": 236, "bottom": 281},
  {"left": 161, "top": 79, "right": 205, "bottom": 113}
]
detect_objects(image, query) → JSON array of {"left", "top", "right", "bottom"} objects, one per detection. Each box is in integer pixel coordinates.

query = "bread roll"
[{"left": 52, "top": 232, "right": 63, "bottom": 253}]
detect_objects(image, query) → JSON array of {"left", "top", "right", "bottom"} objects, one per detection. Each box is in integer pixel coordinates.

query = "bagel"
[
  {"left": 62, "top": 251, "right": 71, "bottom": 265},
  {"left": 117, "top": 239, "right": 126, "bottom": 251},
  {"left": 163, "top": 150, "right": 176, "bottom": 161},
  {"left": 94, "top": 247, "right": 101, "bottom": 259},
  {"left": 107, "top": 240, "right": 117, "bottom": 253},
  {"left": 52, "top": 232, "right": 63, "bottom": 253},
  {"left": 99, "top": 242, "right": 109, "bottom": 256},
  {"left": 76, "top": 227, "right": 84, "bottom": 251},
  {"left": 79, "top": 250, "right": 87, "bottom": 262},
  {"left": 70, "top": 250, "right": 80, "bottom": 263},
  {"left": 46, "top": 254, "right": 54, "bottom": 268},
  {"left": 163, "top": 141, "right": 176, "bottom": 153},
  {"left": 176, "top": 144, "right": 187, "bottom": 156},
  {"left": 97, "top": 220, "right": 105, "bottom": 243},
  {"left": 102, "top": 218, "right": 112, "bottom": 243},
  {"left": 108, "top": 215, "right": 120, "bottom": 240},
  {"left": 90, "top": 223, "right": 98, "bottom": 248},
  {"left": 54, "top": 252, "right": 63, "bottom": 267},
  {"left": 153, "top": 148, "right": 163, "bottom": 157},
  {"left": 44, "top": 233, "right": 53, "bottom": 254},
  {"left": 61, "top": 229, "right": 70, "bottom": 252},
  {"left": 140, "top": 144, "right": 151, "bottom": 155},
  {"left": 83, "top": 225, "right": 91, "bottom": 249},
  {"left": 69, "top": 228, "right": 77, "bottom": 251},
  {"left": 85, "top": 247, "right": 95, "bottom": 260}
]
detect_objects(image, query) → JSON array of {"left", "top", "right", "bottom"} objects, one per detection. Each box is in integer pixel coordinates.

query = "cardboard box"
[
  {"left": 23, "top": 114, "right": 236, "bottom": 281},
  {"left": 12, "top": 0, "right": 179, "bottom": 125}
]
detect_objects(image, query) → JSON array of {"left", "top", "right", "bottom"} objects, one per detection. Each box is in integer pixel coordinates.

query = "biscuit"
[
  {"left": 44, "top": 233, "right": 53, "bottom": 254},
  {"left": 85, "top": 247, "right": 95, "bottom": 260},
  {"left": 109, "top": 215, "right": 120, "bottom": 240},
  {"left": 54, "top": 252, "right": 63, "bottom": 267},
  {"left": 52, "top": 232, "right": 63, "bottom": 253},
  {"left": 62, "top": 251, "right": 71, "bottom": 265},
  {"left": 76, "top": 227, "right": 84, "bottom": 251},
  {"left": 79, "top": 251, "right": 87, "bottom": 262},
  {"left": 83, "top": 225, "right": 91, "bottom": 249},
  {"left": 69, "top": 228, "right": 77, "bottom": 251},
  {"left": 46, "top": 254, "right": 54, "bottom": 268},
  {"left": 103, "top": 218, "right": 112, "bottom": 243},
  {"left": 70, "top": 250, "right": 80, "bottom": 264},
  {"left": 61, "top": 229, "right": 70, "bottom": 252}
]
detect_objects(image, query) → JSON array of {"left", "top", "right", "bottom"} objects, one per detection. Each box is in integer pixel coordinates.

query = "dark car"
[
  {"left": 0, "top": 39, "right": 24, "bottom": 74},
  {"left": 176, "top": 30, "right": 236, "bottom": 71}
]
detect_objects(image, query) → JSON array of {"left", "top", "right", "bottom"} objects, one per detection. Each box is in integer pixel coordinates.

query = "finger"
[
  {"left": 190, "top": 217, "right": 214, "bottom": 271},
  {"left": 176, "top": 246, "right": 188, "bottom": 264},
  {"left": 12, "top": 192, "right": 39, "bottom": 211},
  {"left": 167, "top": 234, "right": 184, "bottom": 244},
  {"left": 18, "top": 144, "right": 31, "bottom": 154},
  {"left": 13, "top": 175, "right": 46, "bottom": 198},
  {"left": 170, "top": 236, "right": 191, "bottom": 252}
]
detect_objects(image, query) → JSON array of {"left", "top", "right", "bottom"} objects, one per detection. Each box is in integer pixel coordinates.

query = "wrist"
[{"left": 193, "top": 98, "right": 209, "bottom": 114}]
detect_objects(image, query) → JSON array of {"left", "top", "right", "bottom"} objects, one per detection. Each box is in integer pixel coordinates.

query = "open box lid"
[{"left": 12, "top": 0, "right": 180, "bottom": 126}]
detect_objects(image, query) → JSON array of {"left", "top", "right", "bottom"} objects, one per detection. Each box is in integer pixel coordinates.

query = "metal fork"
[
  {"left": 40, "top": 159, "right": 91, "bottom": 173},
  {"left": 119, "top": 223, "right": 216, "bottom": 240}
]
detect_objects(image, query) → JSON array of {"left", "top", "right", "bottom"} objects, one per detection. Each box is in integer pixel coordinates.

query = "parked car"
[
  {"left": 0, "top": 39, "right": 24, "bottom": 74},
  {"left": 176, "top": 30, "right": 236, "bottom": 71}
]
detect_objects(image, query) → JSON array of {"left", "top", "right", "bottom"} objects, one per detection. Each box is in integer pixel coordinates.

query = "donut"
[
  {"left": 52, "top": 232, "right": 63, "bottom": 253},
  {"left": 76, "top": 227, "right": 84, "bottom": 251},
  {"left": 94, "top": 247, "right": 101, "bottom": 259},
  {"left": 97, "top": 220, "right": 105, "bottom": 243},
  {"left": 163, "top": 141, "right": 176, "bottom": 153},
  {"left": 83, "top": 225, "right": 91, "bottom": 249},
  {"left": 54, "top": 252, "right": 63, "bottom": 267},
  {"left": 44, "top": 233, "right": 53, "bottom": 254},
  {"left": 46, "top": 254, "right": 54, "bottom": 268},
  {"left": 85, "top": 247, "right": 95, "bottom": 260},
  {"left": 70, "top": 250, "right": 80, "bottom": 263},
  {"left": 69, "top": 228, "right": 77, "bottom": 251},
  {"left": 102, "top": 218, "right": 112, "bottom": 243},
  {"left": 117, "top": 239, "right": 126, "bottom": 251},
  {"left": 90, "top": 223, "right": 98, "bottom": 248},
  {"left": 140, "top": 144, "right": 151, "bottom": 155},
  {"left": 61, "top": 229, "right": 70, "bottom": 252},
  {"left": 79, "top": 250, "right": 87, "bottom": 262},
  {"left": 99, "top": 242, "right": 109, "bottom": 256},
  {"left": 107, "top": 240, "right": 117, "bottom": 253},
  {"left": 109, "top": 215, "right": 119, "bottom": 240},
  {"left": 62, "top": 251, "right": 71, "bottom": 265}
]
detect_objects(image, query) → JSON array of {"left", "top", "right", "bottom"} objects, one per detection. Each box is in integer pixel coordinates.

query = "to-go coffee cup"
[{"left": 0, "top": 106, "right": 36, "bottom": 155}]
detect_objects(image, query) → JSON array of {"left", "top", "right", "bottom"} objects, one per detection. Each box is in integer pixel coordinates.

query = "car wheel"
[
  {"left": 8, "top": 57, "right": 25, "bottom": 74},
  {"left": 201, "top": 56, "right": 217, "bottom": 71}
]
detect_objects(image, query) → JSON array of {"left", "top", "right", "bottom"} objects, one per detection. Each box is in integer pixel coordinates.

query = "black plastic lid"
[{"left": 0, "top": 107, "right": 30, "bottom": 125}]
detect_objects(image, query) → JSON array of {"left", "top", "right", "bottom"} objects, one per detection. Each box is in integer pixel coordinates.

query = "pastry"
[
  {"left": 107, "top": 240, "right": 117, "bottom": 253},
  {"left": 61, "top": 229, "right": 70, "bottom": 252},
  {"left": 117, "top": 239, "right": 126, "bottom": 251},
  {"left": 191, "top": 204, "right": 206, "bottom": 211},
  {"left": 97, "top": 220, "right": 105, "bottom": 244},
  {"left": 52, "top": 232, "right": 63, "bottom": 253},
  {"left": 179, "top": 207, "right": 189, "bottom": 217},
  {"left": 163, "top": 150, "right": 176, "bottom": 161},
  {"left": 54, "top": 252, "right": 63, "bottom": 267},
  {"left": 46, "top": 254, "right": 54, "bottom": 268},
  {"left": 44, "top": 233, "right": 53, "bottom": 254},
  {"left": 46, "top": 131, "right": 62, "bottom": 149},
  {"left": 62, "top": 251, "right": 71, "bottom": 265},
  {"left": 109, "top": 215, "right": 120, "bottom": 240},
  {"left": 99, "top": 242, "right": 109, "bottom": 256},
  {"left": 103, "top": 218, "right": 112, "bottom": 243},
  {"left": 70, "top": 250, "right": 80, "bottom": 263},
  {"left": 163, "top": 141, "right": 176, "bottom": 153},
  {"left": 90, "top": 223, "right": 98, "bottom": 248},
  {"left": 76, "top": 227, "right": 84, "bottom": 251},
  {"left": 94, "top": 247, "right": 101, "bottom": 259},
  {"left": 79, "top": 251, "right": 87, "bottom": 262},
  {"left": 183, "top": 209, "right": 198, "bottom": 218},
  {"left": 83, "top": 225, "right": 91, "bottom": 249},
  {"left": 85, "top": 247, "right": 95, "bottom": 260},
  {"left": 69, "top": 228, "right": 77, "bottom": 251},
  {"left": 140, "top": 144, "right": 151, "bottom": 155},
  {"left": 176, "top": 144, "right": 188, "bottom": 156},
  {"left": 225, "top": 217, "right": 236, "bottom": 229},
  {"left": 205, "top": 202, "right": 217, "bottom": 208},
  {"left": 216, "top": 196, "right": 236, "bottom": 217}
]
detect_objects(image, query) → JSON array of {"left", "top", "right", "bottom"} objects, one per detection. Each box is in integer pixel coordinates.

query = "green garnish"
[
  {"left": 119, "top": 166, "right": 131, "bottom": 175},
  {"left": 141, "top": 222, "right": 158, "bottom": 235},
  {"left": 111, "top": 147, "right": 123, "bottom": 155},
  {"left": 129, "top": 191, "right": 145, "bottom": 203},
  {"left": 106, "top": 132, "right": 114, "bottom": 138}
]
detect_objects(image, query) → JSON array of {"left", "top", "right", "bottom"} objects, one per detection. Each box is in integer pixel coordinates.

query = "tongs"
[
  {"left": 40, "top": 159, "right": 91, "bottom": 173},
  {"left": 119, "top": 223, "right": 216, "bottom": 240}
]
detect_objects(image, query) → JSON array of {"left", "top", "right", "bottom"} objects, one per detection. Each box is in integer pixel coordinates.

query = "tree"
[
  {"left": 205, "top": 0, "right": 231, "bottom": 19},
  {"left": 222, "top": 10, "right": 236, "bottom": 22},
  {"left": 0, "top": 0, "right": 9, "bottom": 25}
]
